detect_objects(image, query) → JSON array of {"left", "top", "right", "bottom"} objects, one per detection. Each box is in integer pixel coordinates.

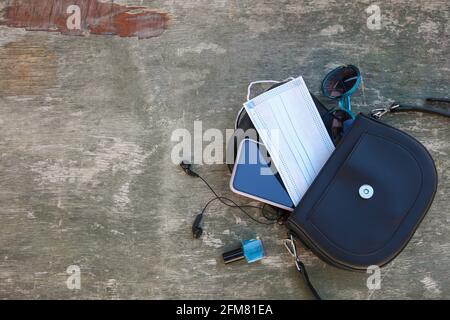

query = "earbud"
[
  {"left": 181, "top": 160, "right": 278, "bottom": 240},
  {"left": 180, "top": 161, "right": 199, "bottom": 177},
  {"left": 192, "top": 213, "right": 204, "bottom": 239},
  {"left": 180, "top": 162, "right": 204, "bottom": 238}
]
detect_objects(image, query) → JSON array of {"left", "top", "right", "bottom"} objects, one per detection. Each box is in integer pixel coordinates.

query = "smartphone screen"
[{"left": 230, "top": 139, "right": 294, "bottom": 211}]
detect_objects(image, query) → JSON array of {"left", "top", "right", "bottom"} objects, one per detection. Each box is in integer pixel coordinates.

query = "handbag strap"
[
  {"left": 371, "top": 99, "right": 450, "bottom": 119},
  {"left": 295, "top": 259, "right": 322, "bottom": 300},
  {"left": 284, "top": 235, "right": 322, "bottom": 300}
]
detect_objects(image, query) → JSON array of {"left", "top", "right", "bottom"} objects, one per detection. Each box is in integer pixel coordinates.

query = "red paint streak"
[{"left": 0, "top": 0, "right": 169, "bottom": 39}]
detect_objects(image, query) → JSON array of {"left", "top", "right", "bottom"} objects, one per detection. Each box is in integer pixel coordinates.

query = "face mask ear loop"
[
  {"left": 246, "top": 77, "right": 295, "bottom": 101},
  {"left": 247, "top": 80, "right": 279, "bottom": 101},
  {"left": 238, "top": 77, "right": 295, "bottom": 130}
]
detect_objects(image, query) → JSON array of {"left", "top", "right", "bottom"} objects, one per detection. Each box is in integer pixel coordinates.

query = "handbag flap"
[{"left": 288, "top": 114, "right": 437, "bottom": 270}]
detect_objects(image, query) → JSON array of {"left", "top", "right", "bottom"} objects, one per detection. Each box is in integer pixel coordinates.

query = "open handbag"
[{"left": 227, "top": 79, "right": 449, "bottom": 299}]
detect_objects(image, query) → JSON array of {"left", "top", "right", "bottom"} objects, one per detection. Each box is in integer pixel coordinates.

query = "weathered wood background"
[{"left": 0, "top": 0, "right": 448, "bottom": 299}]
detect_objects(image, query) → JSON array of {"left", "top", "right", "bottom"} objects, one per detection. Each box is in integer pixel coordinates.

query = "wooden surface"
[{"left": 0, "top": 0, "right": 449, "bottom": 299}]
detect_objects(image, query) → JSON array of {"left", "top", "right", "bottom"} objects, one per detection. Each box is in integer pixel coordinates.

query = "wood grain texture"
[
  {"left": 0, "top": 40, "right": 57, "bottom": 96},
  {"left": 0, "top": 0, "right": 449, "bottom": 299}
]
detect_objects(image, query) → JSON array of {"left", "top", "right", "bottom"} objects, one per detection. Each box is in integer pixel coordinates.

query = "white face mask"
[{"left": 244, "top": 76, "right": 335, "bottom": 205}]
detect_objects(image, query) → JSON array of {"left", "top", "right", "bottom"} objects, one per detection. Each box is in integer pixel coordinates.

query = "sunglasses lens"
[{"left": 323, "top": 66, "right": 359, "bottom": 98}]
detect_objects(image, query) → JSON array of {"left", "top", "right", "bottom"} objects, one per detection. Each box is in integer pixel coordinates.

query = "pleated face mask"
[{"left": 244, "top": 77, "right": 335, "bottom": 206}]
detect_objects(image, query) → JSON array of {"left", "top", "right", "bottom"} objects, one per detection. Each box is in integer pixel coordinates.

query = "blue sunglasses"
[{"left": 322, "top": 65, "right": 361, "bottom": 119}]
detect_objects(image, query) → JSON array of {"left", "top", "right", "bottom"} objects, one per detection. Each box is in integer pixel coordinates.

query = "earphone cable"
[
  {"left": 200, "top": 196, "right": 276, "bottom": 225},
  {"left": 196, "top": 173, "right": 282, "bottom": 225}
]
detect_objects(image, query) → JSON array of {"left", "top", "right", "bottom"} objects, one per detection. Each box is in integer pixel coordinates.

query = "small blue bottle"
[{"left": 222, "top": 238, "right": 265, "bottom": 264}]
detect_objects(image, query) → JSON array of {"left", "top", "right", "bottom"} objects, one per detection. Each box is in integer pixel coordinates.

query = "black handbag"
[
  {"left": 287, "top": 113, "right": 437, "bottom": 271},
  {"left": 230, "top": 83, "right": 448, "bottom": 299}
]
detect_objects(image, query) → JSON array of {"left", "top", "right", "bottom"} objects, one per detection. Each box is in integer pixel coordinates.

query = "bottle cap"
[{"left": 222, "top": 247, "right": 245, "bottom": 264}]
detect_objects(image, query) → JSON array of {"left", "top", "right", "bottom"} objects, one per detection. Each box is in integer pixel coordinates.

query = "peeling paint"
[
  {"left": 260, "top": 255, "right": 285, "bottom": 268},
  {"left": 201, "top": 232, "right": 224, "bottom": 248},
  {"left": 205, "top": 259, "right": 217, "bottom": 266},
  {"left": 30, "top": 137, "right": 154, "bottom": 186},
  {"left": 113, "top": 182, "right": 131, "bottom": 212},
  {"left": 239, "top": 17, "right": 283, "bottom": 37},
  {"left": 0, "top": 0, "right": 169, "bottom": 39},
  {"left": 418, "top": 20, "right": 440, "bottom": 42},
  {"left": 421, "top": 276, "right": 441, "bottom": 297},
  {"left": 320, "top": 24, "right": 345, "bottom": 36},
  {"left": 105, "top": 278, "right": 118, "bottom": 298},
  {"left": 177, "top": 43, "right": 226, "bottom": 56},
  {"left": 110, "top": 229, "right": 125, "bottom": 236}
]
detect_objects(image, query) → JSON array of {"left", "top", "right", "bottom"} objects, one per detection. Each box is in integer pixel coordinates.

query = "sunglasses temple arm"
[{"left": 339, "top": 96, "right": 356, "bottom": 119}]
